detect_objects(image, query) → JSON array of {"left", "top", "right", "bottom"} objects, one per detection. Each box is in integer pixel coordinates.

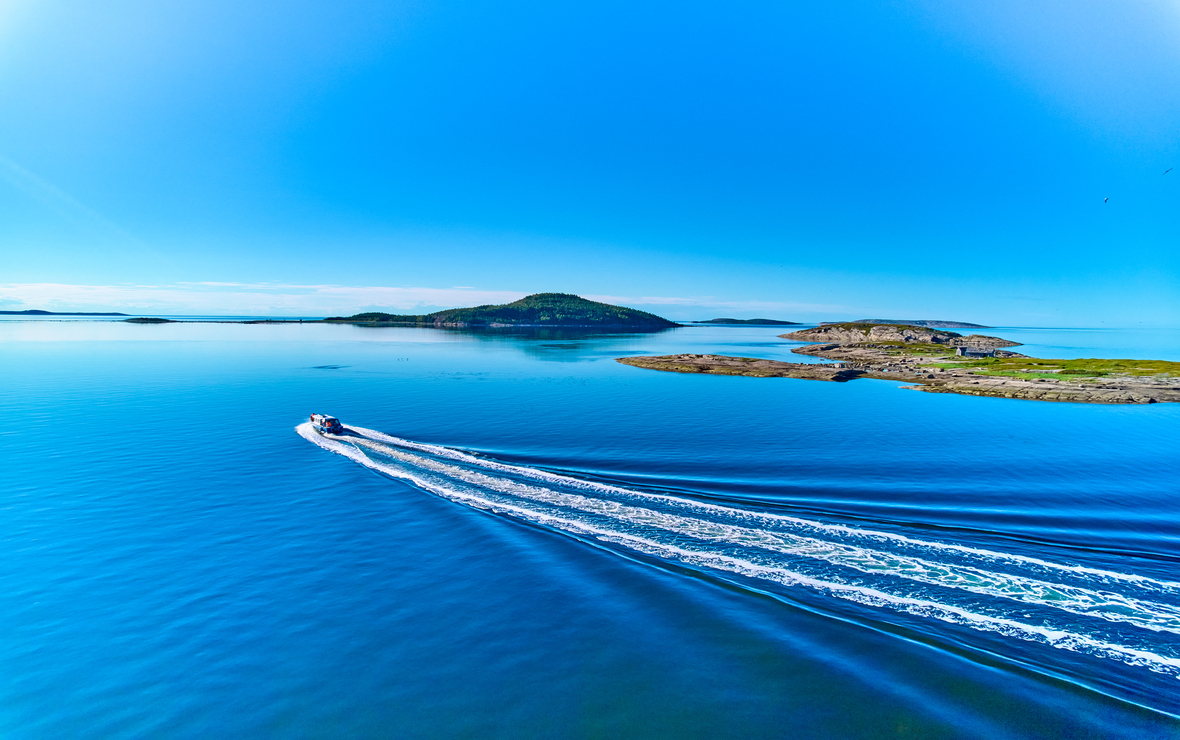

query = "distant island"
[
  {"left": 690, "top": 318, "right": 801, "bottom": 326},
  {"left": 124, "top": 317, "right": 176, "bottom": 323},
  {"left": 618, "top": 322, "right": 1180, "bottom": 404},
  {"left": 821, "top": 319, "right": 989, "bottom": 329},
  {"left": 1, "top": 310, "right": 129, "bottom": 316},
  {"left": 325, "top": 293, "right": 680, "bottom": 328}
]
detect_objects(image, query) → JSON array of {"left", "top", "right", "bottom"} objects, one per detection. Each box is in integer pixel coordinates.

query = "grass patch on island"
[
  {"left": 862, "top": 342, "right": 958, "bottom": 357},
  {"left": 922, "top": 357, "right": 1180, "bottom": 378}
]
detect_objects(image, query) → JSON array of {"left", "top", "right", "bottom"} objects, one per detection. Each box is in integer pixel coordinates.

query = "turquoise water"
[{"left": 1, "top": 320, "right": 1178, "bottom": 738}]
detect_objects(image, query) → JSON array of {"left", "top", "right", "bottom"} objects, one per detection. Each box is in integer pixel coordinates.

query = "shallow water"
[{"left": 1, "top": 321, "right": 1178, "bottom": 738}]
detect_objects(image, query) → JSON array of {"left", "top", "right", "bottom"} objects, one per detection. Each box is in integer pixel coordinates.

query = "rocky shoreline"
[
  {"left": 616, "top": 355, "right": 862, "bottom": 381},
  {"left": 779, "top": 323, "right": 1021, "bottom": 348},
  {"left": 616, "top": 324, "right": 1180, "bottom": 404}
]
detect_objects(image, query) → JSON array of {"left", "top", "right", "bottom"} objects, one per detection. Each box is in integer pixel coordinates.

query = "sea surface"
[{"left": 1, "top": 319, "right": 1178, "bottom": 738}]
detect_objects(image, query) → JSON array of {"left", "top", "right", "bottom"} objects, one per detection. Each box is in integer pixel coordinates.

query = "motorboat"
[{"left": 310, "top": 413, "right": 344, "bottom": 435}]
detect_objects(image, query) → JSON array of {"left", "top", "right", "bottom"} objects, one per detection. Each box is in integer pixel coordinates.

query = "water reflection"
[{"left": 347, "top": 325, "right": 678, "bottom": 361}]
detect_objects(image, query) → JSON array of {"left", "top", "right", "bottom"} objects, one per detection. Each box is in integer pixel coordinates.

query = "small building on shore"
[{"left": 956, "top": 347, "right": 996, "bottom": 358}]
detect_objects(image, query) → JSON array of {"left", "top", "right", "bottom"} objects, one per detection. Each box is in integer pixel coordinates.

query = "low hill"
[
  {"left": 822, "top": 319, "right": 989, "bottom": 329},
  {"left": 691, "top": 318, "right": 801, "bottom": 326},
  {"left": 0, "top": 310, "right": 129, "bottom": 316},
  {"left": 781, "top": 323, "right": 1020, "bottom": 347},
  {"left": 325, "top": 293, "right": 680, "bottom": 328}
]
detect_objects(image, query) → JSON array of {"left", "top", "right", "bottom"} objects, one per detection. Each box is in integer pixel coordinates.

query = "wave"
[{"left": 297, "top": 423, "right": 1180, "bottom": 679}]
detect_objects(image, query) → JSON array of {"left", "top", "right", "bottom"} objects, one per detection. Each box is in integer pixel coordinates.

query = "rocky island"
[
  {"left": 618, "top": 323, "right": 1180, "bottom": 404},
  {"left": 325, "top": 293, "right": 680, "bottom": 328},
  {"left": 785, "top": 323, "right": 1019, "bottom": 348},
  {"left": 617, "top": 355, "right": 863, "bottom": 381}
]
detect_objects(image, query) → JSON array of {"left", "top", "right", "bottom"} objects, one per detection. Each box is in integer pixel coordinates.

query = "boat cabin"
[{"left": 310, "top": 413, "right": 343, "bottom": 434}]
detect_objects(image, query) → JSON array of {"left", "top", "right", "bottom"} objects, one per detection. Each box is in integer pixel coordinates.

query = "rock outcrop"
[
  {"left": 617, "top": 339, "right": 1180, "bottom": 404},
  {"left": 782, "top": 323, "right": 1020, "bottom": 348},
  {"left": 616, "top": 355, "right": 861, "bottom": 381},
  {"left": 911, "top": 378, "right": 1177, "bottom": 404}
]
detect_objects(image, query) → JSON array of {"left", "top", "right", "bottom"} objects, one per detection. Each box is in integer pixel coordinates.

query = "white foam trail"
[
  {"left": 340, "top": 434, "right": 1180, "bottom": 635},
  {"left": 351, "top": 426, "right": 1180, "bottom": 595},
  {"left": 298, "top": 424, "right": 1180, "bottom": 679}
]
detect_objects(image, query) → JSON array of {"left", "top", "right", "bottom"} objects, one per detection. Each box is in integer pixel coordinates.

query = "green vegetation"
[
  {"left": 923, "top": 357, "right": 1180, "bottom": 378},
  {"left": 325, "top": 293, "right": 679, "bottom": 328},
  {"left": 330, "top": 312, "right": 425, "bottom": 323},
  {"left": 967, "top": 370, "right": 1098, "bottom": 382},
  {"left": 862, "top": 341, "right": 958, "bottom": 356}
]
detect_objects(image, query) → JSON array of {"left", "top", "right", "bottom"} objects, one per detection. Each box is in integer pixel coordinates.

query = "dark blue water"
[{"left": 2, "top": 321, "right": 1178, "bottom": 738}]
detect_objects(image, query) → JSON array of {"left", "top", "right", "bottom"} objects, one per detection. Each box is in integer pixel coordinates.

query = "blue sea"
[{"left": 2, "top": 319, "right": 1178, "bottom": 738}]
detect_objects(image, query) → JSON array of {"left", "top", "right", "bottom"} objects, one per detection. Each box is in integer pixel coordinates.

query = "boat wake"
[{"left": 297, "top": 423, "right": 1180, "bottom": 681}]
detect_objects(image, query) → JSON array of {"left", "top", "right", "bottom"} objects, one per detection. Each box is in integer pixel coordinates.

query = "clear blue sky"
[{"left": 1, "top": 0, "right": 1178, "bottom": 324}]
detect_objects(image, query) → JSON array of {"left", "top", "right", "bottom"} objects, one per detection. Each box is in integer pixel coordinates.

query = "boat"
[{"left": 310, "top": 413, "right": 344, "bottom": 435}]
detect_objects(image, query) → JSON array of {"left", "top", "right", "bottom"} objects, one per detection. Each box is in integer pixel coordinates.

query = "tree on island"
[{"left": 325, "top": 293, "right": 680, "bottom": 327}]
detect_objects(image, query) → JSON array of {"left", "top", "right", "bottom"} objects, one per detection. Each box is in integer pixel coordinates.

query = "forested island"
[
  {"left": 618, "top": 322, "right": 1180, "bottom": 404},
  {"left": 325, "top": 293, "right": 679, "bottom": 328},
  {"left": 690, "top": 318, "right": 801, "bottom": 325},
  {"left": 821, "top": 318, "right": 989, "bottom": 329}
]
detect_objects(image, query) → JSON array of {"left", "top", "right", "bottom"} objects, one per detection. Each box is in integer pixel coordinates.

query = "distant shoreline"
[
  {"left": 688, "top": 318, "right": 801, "bottom": 326},
  {"left": 114, "top": 318, "right": 675, "bottom": 328},
  {"left": 321, "top": 320, "right": 678, "bottom": 328},
  {"left": 0, "top": 310, "right": 129, "bottom": 316}
]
